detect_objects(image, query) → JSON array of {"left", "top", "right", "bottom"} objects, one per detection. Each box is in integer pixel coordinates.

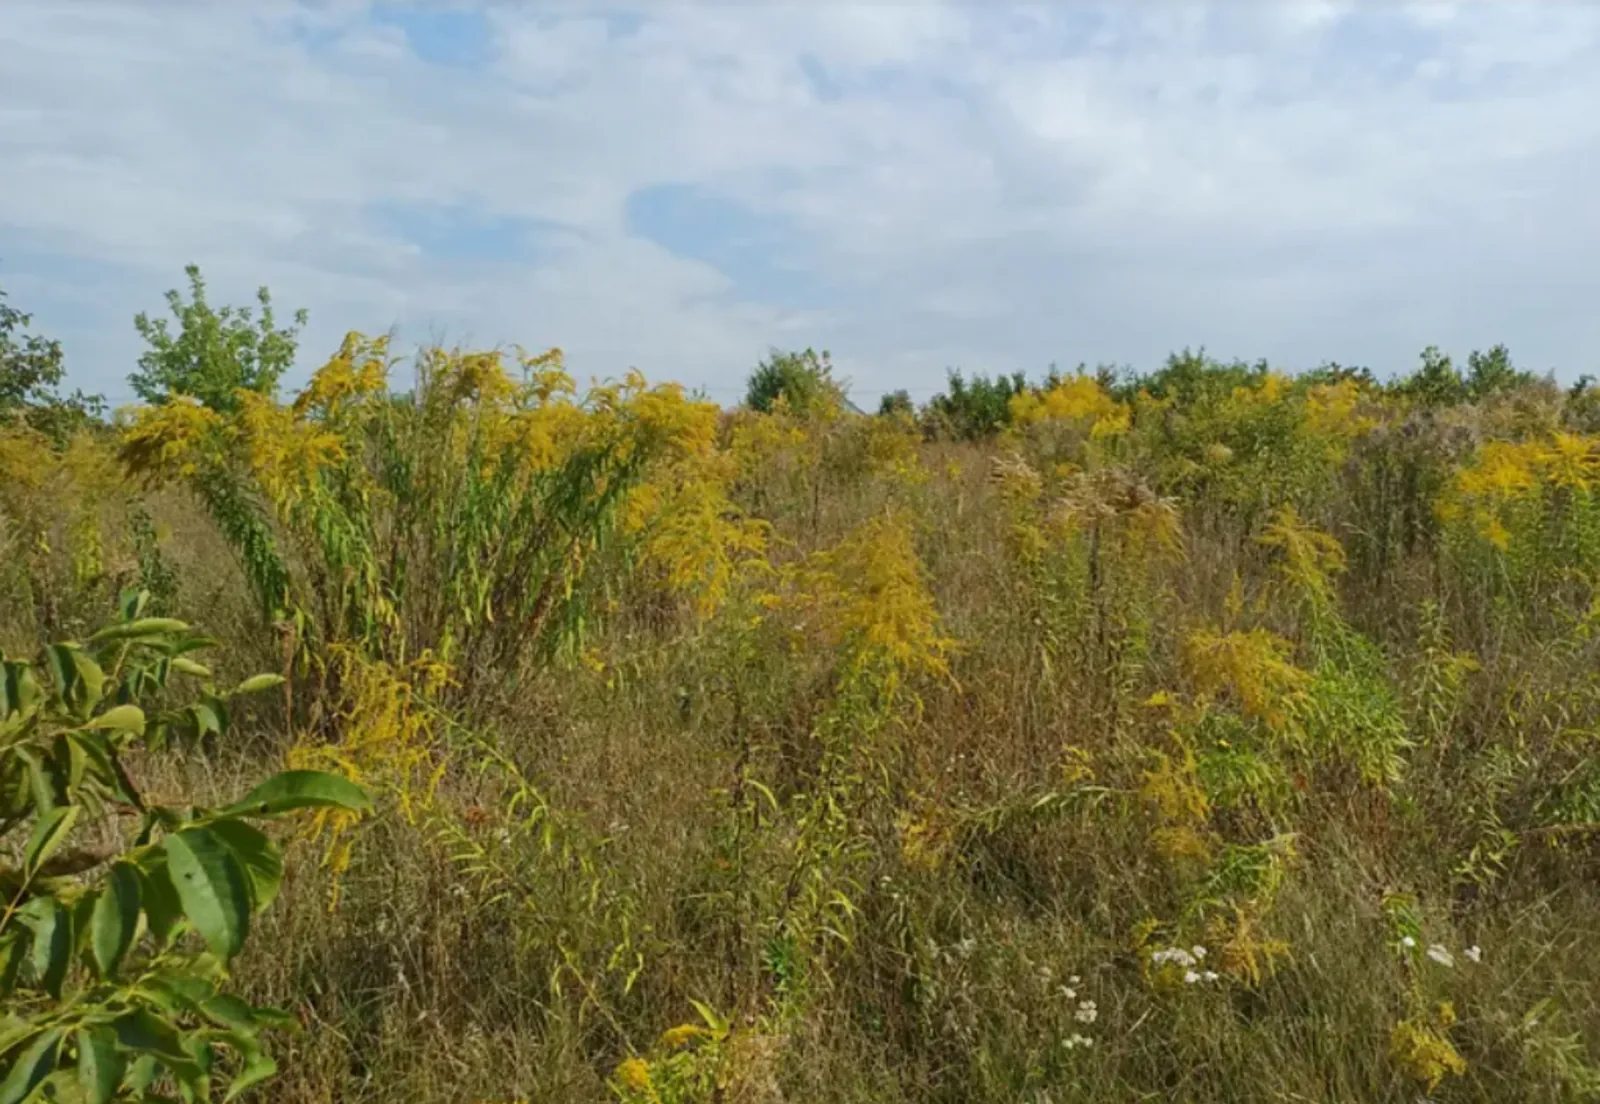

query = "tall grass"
[{"left": 5, "top": 349, "right": 1600, "bottom": 1102}]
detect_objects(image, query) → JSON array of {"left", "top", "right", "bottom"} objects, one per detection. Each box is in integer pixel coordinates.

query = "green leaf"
[
  {"left": 65, "top": 732, "right": 140, "bottom": 807},
  {"left": 47, "top": 646, "right": 107, "bottom": 718},
  {"left": 76, "top": 1026, "right": 123, "bottom": 1104},
  {"left": 224, "top": 1047, "right": 277, "bottom": 1101},
  {"left": 111, "top": 1009, "right": 190, "bottom": 1066},
  {"left": 87, "top": 617, "right": 190, "bottom": 643},
  {"left": 44, "top": 645, "right": 78, "bottom": 705},
  {"left": 198, "top": 995, "right": 260, "bottom": 1032},
  {"left": 0, "top": 934, "right": 22, "bottom": 997},
  {"left": 0, "top": 661, "right": 40, "bottom": 722},
  {"left": 222, "top": 770, "right": 371, "bottom": 818},
  {"left": 207, "top": 819, "right": 283, "bottom": 910},
  {"left": 23, "top": 805, "right": 79, "bottom": 876},
  {"left": 170, "top": 657, "right": 212, "bottom": 678},
  {"left": 137, "top": 855, "right": 185, "bottom": 947},
  {"left": 187, "top": 702, "right": 222, "bottom": 739},
  {"left": 123, "top": 1054, "right": 158, "bottom": 1093},
  {"left": 231, "top": 673, "right": 284, "bottom": 696},
  {"left": 164, "top": 828, "right": 251, "bottom": 959},
  {"left": 19, "top": 898, "right": 70, "bottom": 997},
  {"left": 80, "top": 704, "right": 146, "bottom": 735},
  {"left": 91, "top": 862, "right": 142, "bottom": 977},
  {"left": 0, "top": 1027, "right": 61, "bottom": 1104},
  {"left": 15, "top": 749, "right": 59, "bottom": 814}
]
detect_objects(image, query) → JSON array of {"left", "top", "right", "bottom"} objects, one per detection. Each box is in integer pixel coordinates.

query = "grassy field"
[{"left": 6, "top": 325, "right": 1600, "bottom": 1102}]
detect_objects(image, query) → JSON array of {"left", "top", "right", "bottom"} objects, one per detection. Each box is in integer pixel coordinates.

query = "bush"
[
  {"left": 130, "top": 266, "right": 305, "bottom": 413},
  {"left": 744, "top": 348, "right": 843, "bottom": 416},
  {"left": 0, "top": 593, "right": 366, "bottom": 1101},
  {"left": 922, "top": 369, "right": 1028, "bottom": 440}
]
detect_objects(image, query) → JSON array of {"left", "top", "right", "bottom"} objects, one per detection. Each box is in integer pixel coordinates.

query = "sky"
[{"left": 3, "top": 2, "right": 1599, "bottom": 405}]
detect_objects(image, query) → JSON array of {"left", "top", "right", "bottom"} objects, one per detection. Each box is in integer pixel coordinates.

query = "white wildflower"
[
  {"left": 1464, "top": 945, "right": 1482, "bottom": 964},
  {"left": 1074, "top": 1000, "right": 1098, "bottom": 1024},
  {"left": 1202, "top": 970, "right": 1219, "bottom": 982},
  {"left": 1150, "top": 947, "right": 1197, "bottom": 968},
  {"left": 1059, "top": 986, "right": 1077, "bottom": 1000},
  {"left": 1400, "top": 935, "right": 1416, "bottom": 949},
  {"left": 1426, "top": 944, "right": 1455, "bottom": 968},
  {"left": 1183, "top": 970, "right": 1201, "bottom": 985},
  {"left": 1191, "top": 945, "right": 1207, "bottom": 960},
  {"left": 1069, "top": 974, "right": 1081, "bottom": 985}
]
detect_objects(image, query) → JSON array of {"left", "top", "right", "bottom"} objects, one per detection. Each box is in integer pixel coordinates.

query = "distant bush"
[
  {"left": 744, "top": 348, "right": 844, "bottom": 416},
  {"left": 0, "top": 285, "right": 104, "bottom": 443},
  {"left": 922, "top": 369, "right": 1028, "bottom": 440},
  {"left": 131, "top": 265, "right": 305, "bottom": 413}
]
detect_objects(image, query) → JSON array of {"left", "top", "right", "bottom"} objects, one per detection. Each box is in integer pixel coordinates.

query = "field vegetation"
[{"left": 4, "top": 271, "right": 1600, "bottom": 1101}]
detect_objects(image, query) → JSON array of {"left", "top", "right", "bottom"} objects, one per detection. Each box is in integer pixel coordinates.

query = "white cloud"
[{"left": 2, "top": 0, "right": 1599, "bottom": 404}]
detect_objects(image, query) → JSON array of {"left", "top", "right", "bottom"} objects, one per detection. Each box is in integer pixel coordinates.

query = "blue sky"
[{"left": 3, "top": 2, "right": 1599, "bottom": 404}]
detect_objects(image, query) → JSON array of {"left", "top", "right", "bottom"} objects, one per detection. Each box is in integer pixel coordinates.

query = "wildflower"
[
  {"left": 614, "top": 1058, "right": 652, "bottom": 1093},
  {"left": 1426, "top": 944, "right": 1455, "bottom": 968},
  {"left": 1401, "top": 936, "right": 1417, "bottom": 949},
  {"left": 1074, "top": 1000, "right": 1098, "bottom": 1024},
  {"left": 1184, "top": 970, "right": 1201, "bottom": 985},
  {"left": 1202, "top": 970, "right": 1219, "bottom": 982},
  {"left": 1069, "top": 974, "right": 1081, "bottom": 985},
  {"left": 1464, "top": 945, "right": 1482, "bottom": 964},
  {"left": 1062, "top": 1033, "right": 1094, "bottom": 1049},
  {"left": 1191, "top": 945, "right": 1207, "bottom": 960},
  {"left": 1059, "top": 986, "right": 1077, "bottom": 1000}
]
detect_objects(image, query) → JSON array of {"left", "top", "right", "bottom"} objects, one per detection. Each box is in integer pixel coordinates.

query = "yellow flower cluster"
[
  {"left": 1439, "top": 432, "right": 1600, "bottom": 549},
  {"left": 1184, "top": 629, "right": 1310, "bottom": 733},
  {"left": 1009, "top": 375, "right": 1131, "bottom": 438},
  {"left": 118, "top": 397, "right": 225, "bottom": 481},
  {"left": 772, "top": 512, "right": 954, "bottom": 706}
]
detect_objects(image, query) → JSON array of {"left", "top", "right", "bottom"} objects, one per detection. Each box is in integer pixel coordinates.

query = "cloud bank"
[{"left": 3, "top": 2, "right": 1598, "bottom": 400}]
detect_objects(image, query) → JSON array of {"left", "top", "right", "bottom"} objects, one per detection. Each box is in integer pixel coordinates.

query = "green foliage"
[
  {"left": 876, "top": 389, "right": 914, "bottom": 418},
  {"left": 1466, "top": 344, "right": 1532, "bottom": 399},
  {"left": 744, "top": 348, "right": 844, "bottom": 415},
  {"left": 130, "top": 266, "right": 306, "bottom": 413},
  {"left": 1396, "top": 345, "right": 1467, "bottom": 407},
  {"left": 0, "top": 286, "right": 104, "bottom": 444},
  {"left": 0, "top": 594, "right": 366, "bottom": 1100},
  {"left": 1139, "top": 347, "right": 1268, "bottom": 405},
  {"left": 922, "top": 369, "right": 1027, "bottom": 440}
]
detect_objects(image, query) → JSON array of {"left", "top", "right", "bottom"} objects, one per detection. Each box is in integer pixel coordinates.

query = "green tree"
[
  {"left": 0, "top": 286, "right": 104, "bottom": 442},
  {"left": 923, "top": 369, "right": 1028, "bottom": 440},
  {"left": 1395, "top": 345, "right": 1466, "bottom": 407},
  {"left": 744, "top": 348, "right": 843, "bottom": 415},
  {"left": 1465, "top": 344, "right": 1530, "bottom": 399},
  {"left": 877, "top": 389, "right": 914, "bottom": 418},
  {"left": 130, "top": 265, "right": 306, "bottom": 412}
]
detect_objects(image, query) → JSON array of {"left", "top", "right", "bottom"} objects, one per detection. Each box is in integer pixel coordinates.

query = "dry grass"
[{"left": 7, "top": 367, "right": 1600, "bottom": 1102}]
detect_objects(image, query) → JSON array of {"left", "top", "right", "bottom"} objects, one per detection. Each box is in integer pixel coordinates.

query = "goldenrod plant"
[{"left": 5, "top": 282, "right": 1600, "bottom": 1100}]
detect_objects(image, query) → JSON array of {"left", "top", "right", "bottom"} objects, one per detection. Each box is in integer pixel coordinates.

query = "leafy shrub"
[
  {"left": 744, "top": 349, "right": 843, "bottom": 416},
  {"left": 130, "top": 266, "right": 305, "bottom": 413},
  {"left": 922, "top": 370, "right": 1028, "bottom": 440},
  {"left": 0, "top": 286, "right": 104, "bottom": 444},
  {"left": 0, "top": 593, "right": 366, "bottom": 1101}
]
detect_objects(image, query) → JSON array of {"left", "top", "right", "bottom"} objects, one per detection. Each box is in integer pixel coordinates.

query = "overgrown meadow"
[{"left": 5, "top": 274, "right": 1600, "bottom": 1102}]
